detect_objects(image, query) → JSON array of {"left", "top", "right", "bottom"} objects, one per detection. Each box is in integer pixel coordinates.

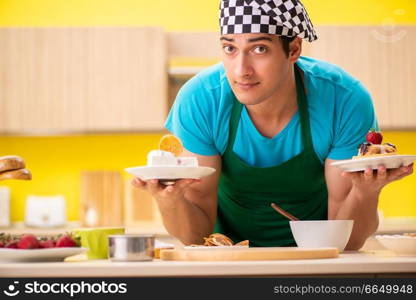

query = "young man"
[{"left": 133, "top": 0, "right": 413, "bottom": 249}]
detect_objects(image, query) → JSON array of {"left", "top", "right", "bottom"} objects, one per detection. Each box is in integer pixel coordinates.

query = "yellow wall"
[
  {"left": 0, "top": 0, "right": 415, "bottom": 28},
  {"left": 0, "top": 0, "right": 415, "bottom": 221},
  {"left": 0, "top": 132, "right": 415, "bottom": 221},
  {"left": 378, "top": 132, "right": 416, "bottom": 217},
  {"left": 0, "top": 134, "right": 164, "bottom": 221}
]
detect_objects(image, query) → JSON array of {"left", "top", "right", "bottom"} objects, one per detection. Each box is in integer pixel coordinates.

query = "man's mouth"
[{"left": 235, "top": 82, "right": 260, "bottom": 90}]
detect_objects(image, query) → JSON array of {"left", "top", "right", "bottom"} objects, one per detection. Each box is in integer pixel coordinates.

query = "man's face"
[{"left": 220, "top": 33, "right": 294, "bottom": 106}]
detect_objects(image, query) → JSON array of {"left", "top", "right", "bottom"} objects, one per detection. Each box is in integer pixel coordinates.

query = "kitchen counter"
[
  {"left": 2, "top": 223, "right": 415, "bottom": 278},
  {"left": 1, "top": 251, "right": 415, "bottom": 278}
]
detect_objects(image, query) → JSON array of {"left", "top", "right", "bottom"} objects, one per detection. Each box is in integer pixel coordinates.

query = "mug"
[{"left": 73, "top": 227, "right": 125, "bottom": 259}]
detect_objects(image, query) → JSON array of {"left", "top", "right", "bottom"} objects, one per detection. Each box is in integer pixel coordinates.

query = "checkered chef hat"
[{"left": 220, "top": 0, "right": 317, "bottom": 42}]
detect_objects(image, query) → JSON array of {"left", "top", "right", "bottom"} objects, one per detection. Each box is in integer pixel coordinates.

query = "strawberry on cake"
[{"left": 353, "top": 129, "right": 398, "bottom": 159}]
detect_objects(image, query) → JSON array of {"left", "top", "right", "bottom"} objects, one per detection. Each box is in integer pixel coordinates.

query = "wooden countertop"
[{"left": 1, "top": 251, "right": 415, "bottom": 278}]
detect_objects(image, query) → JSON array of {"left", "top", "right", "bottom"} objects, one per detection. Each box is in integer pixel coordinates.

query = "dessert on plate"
[
  {"left": 353, "top": 129, "right": 397, "bottom": 159},
  {"left": 125, "top": 134, "right": 216, "bottom": 183},
  {"left": 146, "top": 134, "right": 198, "bottom": 167}
]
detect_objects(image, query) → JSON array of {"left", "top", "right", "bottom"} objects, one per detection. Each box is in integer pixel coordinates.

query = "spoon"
[{"left": 271, "top": 203, "right": 299, "bottom": 221}]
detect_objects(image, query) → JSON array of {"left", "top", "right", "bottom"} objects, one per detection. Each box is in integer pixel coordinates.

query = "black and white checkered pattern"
[{"left": 220, "top": 0, "right": 317, "bottom": 42}]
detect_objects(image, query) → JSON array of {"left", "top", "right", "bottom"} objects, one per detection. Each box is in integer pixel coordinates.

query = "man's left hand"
[{"left": 341, "top": 163, "right": 413, "bottom": 195}]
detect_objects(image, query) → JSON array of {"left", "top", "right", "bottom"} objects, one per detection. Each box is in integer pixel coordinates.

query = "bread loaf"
[
  {"left": 0, "top": 156, "right": 25, "bottom": 172},
  {"left": 0, "top": 168, "right": 32, "bottom": 181}
]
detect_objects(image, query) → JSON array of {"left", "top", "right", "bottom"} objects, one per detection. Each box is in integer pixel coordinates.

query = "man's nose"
[{"left": 235, "top": 54, "right": 253, "bottom": 78}]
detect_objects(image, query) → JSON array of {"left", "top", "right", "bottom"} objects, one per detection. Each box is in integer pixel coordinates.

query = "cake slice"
[
  {"left": 147, "top": 150, "right": 198, "bottom": 167},
  {"left": 147, "top": 135, "right": 199, "bottom": 167}
]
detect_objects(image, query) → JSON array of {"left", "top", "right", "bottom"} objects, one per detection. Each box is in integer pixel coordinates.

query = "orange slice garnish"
[{"left": 158, "top": 134, "right": 184, "bottom": 157}]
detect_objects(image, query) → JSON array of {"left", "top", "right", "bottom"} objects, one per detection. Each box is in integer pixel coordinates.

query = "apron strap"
[
  {"left": 225, "top": 94, "right": 244, "bottom": 153},
  {"left": 294, "top": 64, "right": 313, "bottom": 152}
]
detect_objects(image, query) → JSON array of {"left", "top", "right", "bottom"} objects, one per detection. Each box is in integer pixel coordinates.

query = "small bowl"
[
  {"left": 108, "top": 234, "right": 155, "bottom": 261},
  {"left": 375, "top": 234, "right": 416, "bottom": 256},
  {"left": 289, "top": 220, "right": 353, "bottom": 252}
]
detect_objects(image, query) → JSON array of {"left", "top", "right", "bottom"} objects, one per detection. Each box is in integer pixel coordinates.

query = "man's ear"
[{"left": 288, "top": 37, "right": 302, "bottom": 62}]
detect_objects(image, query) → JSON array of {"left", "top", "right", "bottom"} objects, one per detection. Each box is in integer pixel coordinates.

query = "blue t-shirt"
[{"left": 165, "top": 56, "right": 378, "bottom": 167}]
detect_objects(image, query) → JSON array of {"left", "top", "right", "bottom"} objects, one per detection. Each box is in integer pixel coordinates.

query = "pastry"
[
  {"left": 0, "top": 155, "right": 25, "bottom": 172},
  {"left": 0, "top": 169, "right": 32, "bottom": 181},
  {"left": 353, "top": 129, "right": 397, "bottom": 159},
  {"left": 190, "top": 233, "right": 249, "bottom": 247}
]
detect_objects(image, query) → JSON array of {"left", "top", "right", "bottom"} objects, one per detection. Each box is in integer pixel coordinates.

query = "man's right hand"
[
  {"left": 130, "top": 149, "right": 221, "bottom": 245},
  {"left": 131, "top": 178, "right": 201, "bottom": 204}
]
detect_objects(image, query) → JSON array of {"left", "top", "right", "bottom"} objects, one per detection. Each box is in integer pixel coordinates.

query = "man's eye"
[
  {"left": 253, "top": 46, "right": 267, "bottom": 54},
  {"left": 223, "top": 45, "right": 235, "bottom": 54}
]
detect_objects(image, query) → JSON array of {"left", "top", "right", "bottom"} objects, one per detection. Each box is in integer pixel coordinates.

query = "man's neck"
[{"left": 246, "top": 66, "right": 298, "bottom": 123}]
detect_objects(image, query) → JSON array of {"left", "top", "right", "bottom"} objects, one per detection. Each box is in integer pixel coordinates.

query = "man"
[{"left": 133, "top": 0, "right": 413, "bottom": 249}]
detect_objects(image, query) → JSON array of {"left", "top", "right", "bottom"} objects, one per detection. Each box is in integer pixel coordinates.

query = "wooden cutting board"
[
  {"left": 80, "top": 171, "right": 123, "bottom": 227},
  {"left": 160, "top": 247, "right": 339, "bottom": 261}
]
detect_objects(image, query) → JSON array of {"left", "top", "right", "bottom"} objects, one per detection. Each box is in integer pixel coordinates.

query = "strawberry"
[
  {"left": 55, "top": 234, "right": 77, "bottom": 247},
  {"left": 5, "top": 241, "right": 18, "bottom": 248},
  {"left": 0, "top": 242, "right": 4, "bottom": 248},
  {"left": 39, "top": 239, "right": 56, "bottom": 248},
  {"left": 366, "top": 129, "right": 383, "bottom": 144},
  {"left": 17, "top": 234, "right": 40, "bottom": 249}
]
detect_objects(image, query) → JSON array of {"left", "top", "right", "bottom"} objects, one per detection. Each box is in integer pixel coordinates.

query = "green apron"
[{"left": 215, "top": 65, "right": 328, "bottom": 247}]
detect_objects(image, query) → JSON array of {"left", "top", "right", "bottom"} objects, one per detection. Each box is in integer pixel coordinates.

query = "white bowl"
[
  {"left": 375, "top": 235, "right": 416, "bottom": 256},
  {"left": 289, "top": 220, "right": 354, "bottom": 252}
]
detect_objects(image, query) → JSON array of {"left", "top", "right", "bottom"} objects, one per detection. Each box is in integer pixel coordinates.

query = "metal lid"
[{"left": 108, "top": 234, "right": 155, "bottom": 238}]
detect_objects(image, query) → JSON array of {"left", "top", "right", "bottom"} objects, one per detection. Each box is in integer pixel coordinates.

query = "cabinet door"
[
  {"left": 0, "top": 27, "right": 167, "bottom": 133},
  {"left": 80, "top": 171, "right": 123, "bottom": 227},
  {"left": 303, "top": 26, "right": 416, "bottom": 129},
  {"left": 166, "top": 28, "right": 416, "bottom": 129},
  {"left": 0, "top": 28, "right": 87, "bottom": 133},
  {"left": 85, "top": 27, "right": 167, "bottom": 131}
]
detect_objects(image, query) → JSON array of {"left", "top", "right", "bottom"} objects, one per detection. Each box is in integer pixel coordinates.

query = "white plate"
[
  {"left": 183, "top": 245, "right": 249, "bottom": 250},
  {"left": 375, "top": 235, "right": 416, "bottom": 256},
  {"left": 330, "top": 155, "right": 416, "bottom": 172},
  {"left": 125, "top": 166, "right": 216, "bottom": 181},
  {"left": 0, "top": 247, "right": 87, "bottom": 262}
]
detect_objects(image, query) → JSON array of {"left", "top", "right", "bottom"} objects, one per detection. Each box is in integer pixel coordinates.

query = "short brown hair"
[{"left": 281, "top": 36, "right": 297, "bottom": 57}]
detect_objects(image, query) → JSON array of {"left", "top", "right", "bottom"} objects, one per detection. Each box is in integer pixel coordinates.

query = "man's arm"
[
  {"left": 133, "top": 149, "right": 221, "bottom": 245},
  {"left": 325, "top": 159, "right": 413, "bottom": 250}
]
